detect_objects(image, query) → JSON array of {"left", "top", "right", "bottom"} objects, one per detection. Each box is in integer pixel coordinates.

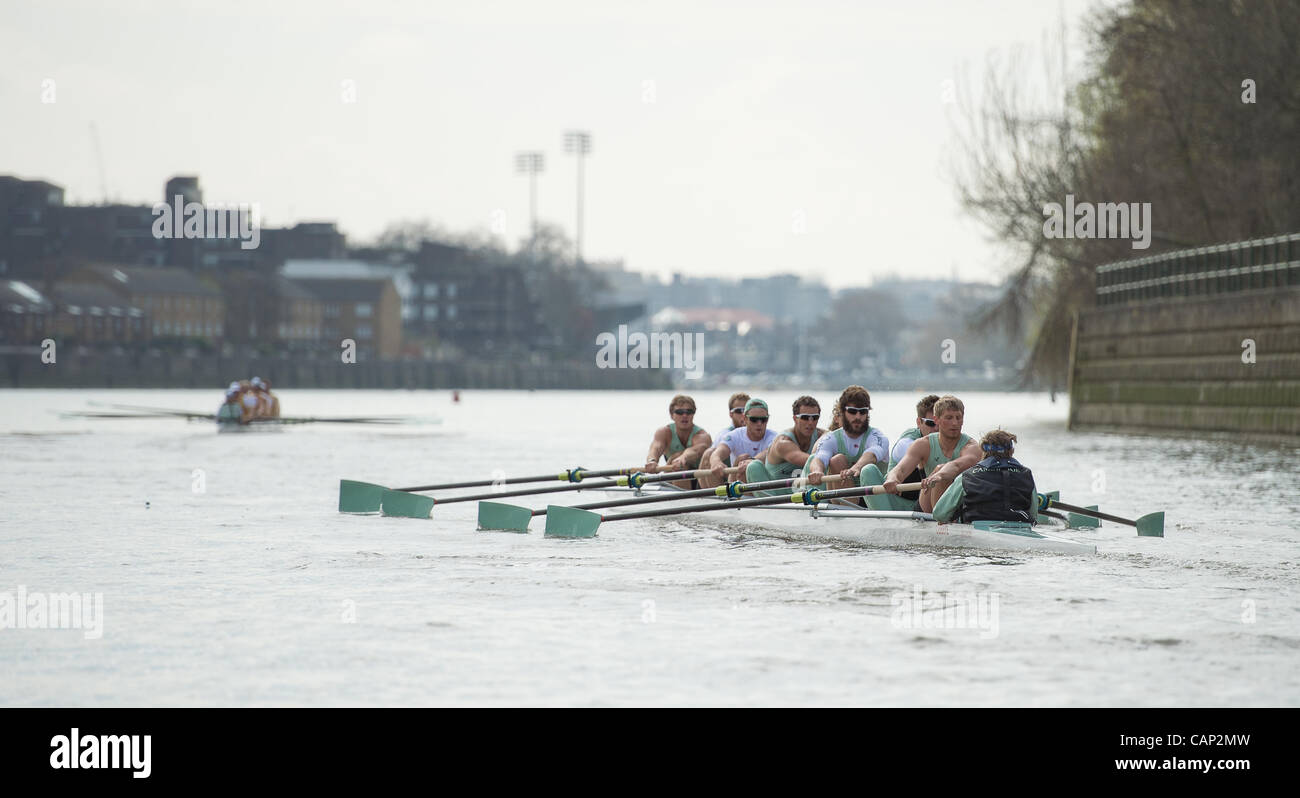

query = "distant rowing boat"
[{"left": 64, "top": 402, "right": 436, "bottom": 428}]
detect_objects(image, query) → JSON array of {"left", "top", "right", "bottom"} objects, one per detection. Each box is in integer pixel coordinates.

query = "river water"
[{"left": 2, "top": 389, "right": 1297, "bottom": 706}]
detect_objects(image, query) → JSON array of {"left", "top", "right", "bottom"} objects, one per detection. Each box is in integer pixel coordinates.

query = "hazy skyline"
[{"left": 2, "top": 0, "right": 1096, "bottom": 288}]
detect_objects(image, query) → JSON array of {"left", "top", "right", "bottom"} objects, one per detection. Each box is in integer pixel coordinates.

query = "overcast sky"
[{"left": 2, "top": 0, "right": 1099, "bottom": 288}]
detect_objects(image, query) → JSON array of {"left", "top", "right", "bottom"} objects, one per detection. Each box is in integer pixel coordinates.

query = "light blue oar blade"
[
  {"left": 1136, "top": 511, "right": 1164, "bottom": 537},
  {"left": 339, "top": 480, "right": 386, "bottom": 514},
  {"left": 478, "top": 501, "right": 534, "bottom": 532},
  {"left": 543, "top": 505, "right": 601, "bottom": 538},
  {"left": 1067, "top": 505, "right": 1101, "bottom": 529},
  {"left": 380, "top": 489, "right": 436, "bottom": 519}
]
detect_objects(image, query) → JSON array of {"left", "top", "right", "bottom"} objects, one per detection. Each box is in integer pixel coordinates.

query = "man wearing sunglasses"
[
  {"left": 707, "top": 398, "right": 778, "bottom": 482},
  {"left": 744, "top": 396, "right": 827, "bottom": 495},
  {"left": 870, "top": 394, "right": 941, "bottom": 511},
  {"left": 882, "top": 394, "right": 981, "bottom": 513},
  {"left": 645, "top": 394, "right": 712, "bottom": 488},
  {"left": 698, "top": 393, "right": 750, "bottom": 490},
  {"left": 802, "top": 386, "right": 889, "bottom": 500}
]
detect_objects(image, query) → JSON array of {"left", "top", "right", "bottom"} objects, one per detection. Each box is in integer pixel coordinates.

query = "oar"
[
  {"left": 374, "top": 466, "right": 714, "bottom": 518},
  {"left": 478, "top": 472, "right": 850, "bottom": 532},
  {"left": 1040, "top": 496, "right": 1163, "bottom": 537},
  {"left": 544, "top": 482, "right": 923, "bottom": 538},
  {"left": 337, "top": 465, "right": 640, "bottom": 514}
]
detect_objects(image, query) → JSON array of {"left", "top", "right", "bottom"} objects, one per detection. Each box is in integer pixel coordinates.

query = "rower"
[
  {"left": 250, "top": 376, "right": 278, "bottom": 419},
  {"left": 708, "top": 398, "right": 778, "bottom": 482},
  {"left": 871, "top": 394, "right": 940, "bottom": 511},
  {"left": 881, "top": 394, "right": 981, "bottom": 513},
  {"left": 802, "top": 386, "right": 889, "bottom": 502},
  {"left": 238, "top": 379, "right": 260, "bottom": 423},
  {"left": 931, "top": 429, "right": 1038, "bottom": 524},
  {"left": 697, "top": 393, "right": 749, "bottom": 489},
  {"left": 644, "top": 394, "right": 711, "bottom": 488},
  {"left": 259, "top": 377, "right": 281, "bottom": 418},
  {"left": 217, "top": 383, "right": 243, "bottom": 424},
  {"left": 744, "top": 396, "right": 826, "bottom": 495}
]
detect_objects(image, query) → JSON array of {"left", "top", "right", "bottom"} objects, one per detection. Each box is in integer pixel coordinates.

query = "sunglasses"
[
  {"left": 672, "top": 408, "right": 695, "bottom": 415},
  {"left": 729, "top": 407, "right": 745, "bottom": 414},
  {"left": 843, "top": 406, "right": 870, "bottom": 416},
  {"left": 795, "top": 413, "right": 820, "bottom": 421},
  {"left": 746, "top": 416, "right": 769, "bottom": 423},
  {"left": 921, "top": 418, "right": 937, "bottom": 427}
]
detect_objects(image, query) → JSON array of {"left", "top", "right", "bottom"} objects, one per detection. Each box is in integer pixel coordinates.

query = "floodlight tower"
[
  {"left": 562, "top": 130, "right": 592, "bottom": 266},
  {"left": 514, "top": 151, "right": 545, "bottom": 262}
]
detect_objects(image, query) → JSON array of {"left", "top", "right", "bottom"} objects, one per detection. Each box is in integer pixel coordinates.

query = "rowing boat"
[{"left": 573, "top": 483, "right": 1096, "bottom": 555}]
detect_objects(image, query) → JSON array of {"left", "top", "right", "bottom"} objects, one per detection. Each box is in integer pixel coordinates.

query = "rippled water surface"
[{"left": 2, "top": 389, "right": 1297, "bottom": 706}]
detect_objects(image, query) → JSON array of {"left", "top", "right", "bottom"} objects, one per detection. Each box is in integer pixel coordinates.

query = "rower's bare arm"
[
  {"left": 645, "top": 428, "right": 670, "bottom": 472},
  {"left": 771, "top": 438, "right": 803, "bottom": 466},
  {"left": 940, "top": 441, "right": 983, "bottom": 478},
  {"left": 670, "top": 431, "right": 711, "bottom": 470},
  {"left": 885, "top": 438, "right": 929, "bottom": 492},
  {"left": 710, "top": 444, "right": 732, "bottom": 475}
]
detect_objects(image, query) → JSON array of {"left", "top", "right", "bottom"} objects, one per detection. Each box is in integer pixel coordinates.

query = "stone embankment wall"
[{"left": 1069, "top": 287, "right": 1300, "bottom": 437}]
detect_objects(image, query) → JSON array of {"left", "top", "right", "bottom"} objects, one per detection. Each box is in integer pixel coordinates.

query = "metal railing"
[{"left": 1095, "top": 233, "right": 1300, "bottom": 306}]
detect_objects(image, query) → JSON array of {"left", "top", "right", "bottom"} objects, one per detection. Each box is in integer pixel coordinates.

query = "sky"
[{"left": 1, "top": 0, "right": 1100, "bottom": 288}]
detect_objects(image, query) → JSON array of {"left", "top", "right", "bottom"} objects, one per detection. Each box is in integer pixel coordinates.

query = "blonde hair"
[
  {"left": 727, "top": 392, "right": 751, "bottom": 410},
  {"left": 933, "top": 395, "right": 964, "bottom": 416},
  {"left": 668, "top": 394, "right": 696, "bottom": 413}
]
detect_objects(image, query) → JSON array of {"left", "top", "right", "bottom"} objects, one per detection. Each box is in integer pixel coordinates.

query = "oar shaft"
[
  {"left": 594, "top": 482, "right": 921, "bottom": 522},
  {"left": 1048, "top": 499, "right": 1136, "bottom": 527},
  {"left": 562, "top": 474, "right": 851, "bottom": 514},
  {"left": 398, "top": 467, "right": 636, "bottom": 493},
  {"left": 436, "top": 478, "right": 632, "bottom": 504}
]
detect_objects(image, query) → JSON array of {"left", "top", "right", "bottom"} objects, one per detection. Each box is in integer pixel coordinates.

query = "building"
[
  {"left": 290, "top": 277, "right": 402, "bottom": 359},
  {"left": 408, "top": 241, "right": 542, "bottom": 353},
  {"left": 274, "top": 276, "right": 323, "bottom": 349},
  {"left": 63, "top": 264, "right": 224, "bottom": 342},
  {"left": 0, "top": 176, "right": 66, "bottom": 279},
  {"left": 0, "top": 280, "right": 55, "bottom": 345},
  {"left": 50, "top": 281, "right": 147, "bottom": 346}
]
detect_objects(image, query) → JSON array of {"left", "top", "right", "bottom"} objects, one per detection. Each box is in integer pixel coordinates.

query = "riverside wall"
[
  {"left": 1068, "top": 287, "right": 1300, "bottom": 437},
  {"left": 0, "top": 349, "right": 672, "bottom": 391}
]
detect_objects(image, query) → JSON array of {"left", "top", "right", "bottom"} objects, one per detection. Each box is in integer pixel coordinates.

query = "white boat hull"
[{"left": 589, "top": 485, "right": 1096, "bottom": 555}]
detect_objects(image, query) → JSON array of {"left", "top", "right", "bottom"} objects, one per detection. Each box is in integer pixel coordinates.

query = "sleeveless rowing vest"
[
  {"left": 217, "top": 402, "right": 242, "bottom": 422},
  {"left": 664, "top": 424, "right": 706, "bottom": 464},
  {"left": 765, "top": 427, "right": 822, "bottom": 478},
  {"left": 925, "top": 432, "right": 972, "bottom": 474},
  {"left": 958, "top": 457, "right": 1036, "bottom": 523}
]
